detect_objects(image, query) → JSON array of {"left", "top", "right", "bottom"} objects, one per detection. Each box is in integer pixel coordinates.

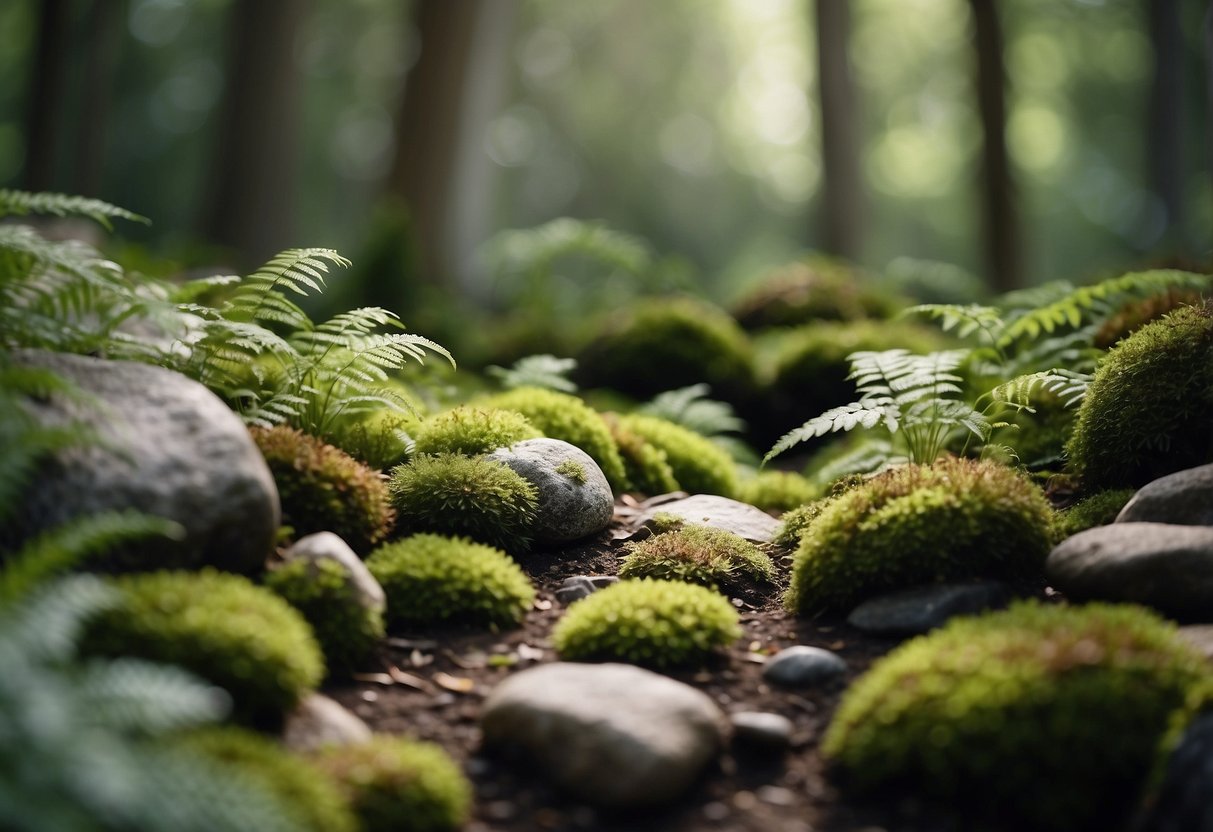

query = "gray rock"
[
  {"left": 280, "top": 532, "right": 385, "bottom": 613},
  {"left": 635, "top": 494, "right": 780, "bottom": 543},
  {"left": 1137, "top": 712, "right": 1213, "bottom": 832},
  {"left": 1118, "top": 464, "right": 1213, "bottom": 527},
  {"left": 7, "top": 351, "right": 278, "bottom": 573},
  {"left": 847, "top": 582, "right": 1012, "bottom": 636},
  {"left": 480, "top": 662, "right": 728, "bottom": 809},
  {"left": 1178, "top": 625, "right": 1213, "bottom": 662},
  {"left": 729, "top": 711, "right": 794, "bottom": 751},
  {"left": 488, "top": 439, "right": 613, "bottom": 544},
  {"left": 281, "top": 694, "right": 372, "bottom": 752},
  {"left": 762, "top": 645, "right": 847, "bottom": 688},
  {"left": 1046, "top": 522, "right": 1213, "bottom": 620},
  {"left": 554, "top": 575, "right": 619, "bottom": 606}
]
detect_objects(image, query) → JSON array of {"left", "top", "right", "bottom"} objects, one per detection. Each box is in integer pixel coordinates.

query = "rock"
[
  {"left": 634, "top": 494, "right": 780, "bottom": 543},
  {"left": 1137, "top": 712, "right": 1213, "bottom": 832},
  {"left": 480, "top": 662, "right": 728, "bottom": 808},
  {"left": 6, "top": 351, "right": 278, "bottom": 573},
  {"left": 281, "top": 693, "right": 372, "bottom": 752},
  {"left": 1046, "top": 523, "right": 1213, "bottom": 621},
  {"left": 280, "top": 532, "right": 385, "bottom": 613},
  {"left": 762, "top": 645, "right": 847, "bottom": 688},
  {"left": 846, "top": 582, "right": 1012, "bottom": 636},
  {"left": 1179, "top": 625, "right": 1213, "bottom": 662},
  {"left": 729, "top": 711, "right": 794, "bottom": 752},
  {"left": 488, "top": 439, "right": 613, "bottom": 544},
  {"left": 554, "top": 575, "right": 619, "bottom": 606},
  {"left": 1118, "top": 464, "right": 1213, "bottom": 527}
]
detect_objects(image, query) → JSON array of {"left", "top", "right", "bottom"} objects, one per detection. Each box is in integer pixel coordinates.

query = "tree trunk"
[
  {"left": 1148, "top": 0, "right": 1184, "bottom": 245},
  {"left": 75, "top": 0, "right": 124, "bottom": 197},
  {"left": 969, "top": 0, "right": 1021, "bottom": 292},
  {"left": 1205, "top": 1, "right": 1213, "bottom": 237},
  {"left": 815, "top": 0, "right": 864, "bottom": 261},
  {"left": 23, "top": 0, "right": 70, "bottom": 192},
  {"left": 201, "top": 0, "right": 307, "bottom": 265}
]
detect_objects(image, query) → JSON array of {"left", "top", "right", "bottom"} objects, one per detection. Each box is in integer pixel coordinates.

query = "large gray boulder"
[
  {"left": 1118, "top": 464, "right": 1213, "bottom": 527},
  {"left": 480, "top": 662, "right": 728, "bottom": 808},
  {"left": 488, "top": 439, "right": 613, "bottom": 543},
  {"left": 632, "top": 494, "right": 780, "bottom": 543},
  {"left": 1046, "top": 522, "right": 1213, "bottom": 620},
  {"left": 7, "top": 351, "right": 279, "bottom": 573}
]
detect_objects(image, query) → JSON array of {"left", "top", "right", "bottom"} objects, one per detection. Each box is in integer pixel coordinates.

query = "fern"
[
  {"left": 0, "top": 189, "right": 148, "bottom": 229},
  {"left": 486, "top": 354, "right": 579, "bottom": 393},
  {"left": 988, "top": 369, "right": 1093, "bottom": 411},
  {"left": 638, "top": 383, "right": 745, "bottom": 438}
]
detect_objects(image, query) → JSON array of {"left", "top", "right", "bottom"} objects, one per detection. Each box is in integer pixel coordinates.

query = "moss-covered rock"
[
  {"left": 786, "top": 458, "right": 1054, "bottom": 615},
  {"left": 388, "top": 453, "right": 538, "bottom": 554},
  {"left": 737, "top": 470, "right": 820, "bottom": 513},
  {"left": 1094, "top": 289, "right": 1206, "bottom": 349},
  {"left": 83, "top": 569, "right": 324, "bottom": 724},
  {"left": 615, "top": 413, "right": 739, "bottom": 498},
  {"left": 772, "top": 498, "right": 833, "bottom": 548},
  {"left": 823, "top": 601, "right": 1213, "bottom": 831},
  {"left": 252, "top": 425, "right": 395, "bottom": 554},
  {"left": 264, "top": 557, "right": 385, "bottom": 678},
  {"left": 618, "top": 524, "right": 777, "bottom": 592},
  {"left": 604, "top": 413, "right": 680, "bottom": 496},
  {"left": 366, "top": 533, "right": 535, "bottom": 629},
  {"left": 552, "top": 578, "right": 741, "bottom": 668},
  {"left": 1067, "top": 304, "right": 1213, "bottom": 490},
  {"left": 481, "top": 387, "right": 628, "bottom": 491},
  {"left": 412, "top": 406, "right": 542, "bottom": 456},
  {"left": 1051, "top": 488, "right": 1136, "bottom": 543},
  {"left": 731, "top": 256, "right": 901, "bottom": 330},
  {"left": 312, "top": 736, "right": 473, "bottom": 832},
  {"left": 176, "top": 726, "right": 357, "bottom": 832}
]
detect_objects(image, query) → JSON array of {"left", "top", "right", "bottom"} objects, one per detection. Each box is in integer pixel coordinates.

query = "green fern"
[
  {"left": 988, "top": 369, "right": 1093, "bottom": 411},
  {"left": 638, "top": 383, "right": 745, "bottom": 438},
  {"left": 0, "top": 189, "right": 148, "bottom": 229},
  {"left": 486, "top": 354, "right": 579, "bottom": 393}
]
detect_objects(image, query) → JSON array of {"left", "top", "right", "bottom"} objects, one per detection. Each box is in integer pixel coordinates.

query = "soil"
[{"left": 326, "top": 501, "right": 966, "bottom": 832}]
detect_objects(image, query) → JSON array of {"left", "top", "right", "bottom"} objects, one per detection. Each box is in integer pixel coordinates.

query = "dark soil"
[{"left": 326, "top": 502, "right": 965, "bottom": 832}]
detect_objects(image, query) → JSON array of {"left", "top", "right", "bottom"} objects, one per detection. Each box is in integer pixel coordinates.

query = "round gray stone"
[
  {"left": 488, "top": 438, "right": 613, "bottom": 543},
  {"left": 634, "top": 494, "right": 780, "bottom": 543},
  {"left": 1118, "top": 464, "right": 1213, "bottom": 527},
  {"left": 480, "top": 662, "right": 728, "bottom": 809},
  {"left": 281, "top": 693, "right": 372, "bottom": 752},
  {"left": 729, "top": 711, "right": 794, "bottom": 751},
  {"left": 762, "top": 645, "right": 847, "bottom": 688},
  {"left": 554, "top": 574, "right": 619, "bottom": 606},
  {"left": 1137, "top": 712, "right": 1213, "bottom": 832},
  {"left": 847, "top": 582, "right": 1012, "bottom": 636},
  {"left": 280, "top": 532, "right": 385, "bottom": 613}
]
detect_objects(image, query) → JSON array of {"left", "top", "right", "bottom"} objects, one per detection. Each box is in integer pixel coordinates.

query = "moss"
[
  {"left": 366, "top": 533, "right": 535, "bottom": 629},
  {"left": 615, "top": 413, "right": 739, "bottom": 497},
  {"left": 83, "top": 569, "right": 324, "bottom": 724},
  {"left": 786, "top": 458, "right": 1054, "bottom": 615},
  {"left": 772, "top": 498, "right": 833, "bottom": 548},
  {"left": 388, "top": 453, "right": 538, "bottom": 554},
  {"left": 481, "top": 387, "right": 628, "bottom": 491},
  {"left": 176, "top": 727, "right": 356, "bottom": 832},
  {"left": 264, "top": 557, "right": 385, "bottom": 678},
  {"left": 312, "top": 736, "right": 472, "bottom": 832},
  {"left": 1067, "top": 304, "right": 1213, "bottom": 490},
  {"left": 1051, "top": 488, "right": 1136, "bottom": 543},
  {"left": 552, "top": 578, "right": 741, "bottom": 668},
  {"left": 605, "top": 414, "right": 680, "bottom": 495},
  {"left": 737, "top": 470, "right": 821, "bottom": 512},
  {"left": 823, "top": 601, "right": 1213, "bottom": 831},
  {"left": 1094, "top": 289, "right": 1206, "bottom": 349},
  {"left": 252, "top": 425, "right": 396, "bottom": 554},
  {"left": 412, "top": 406, "right": 542, "bottom": 457},
  {"left": 323, "top": 407, "right": 425, "bottom": 471},
  {"left": 619, "top": 524, "right": 777, "bottom": 592},
  {"left": 731, "top": 256, "right": 902, "bottom": 330},
  {"left": 555, "top": 459, "right": 587, "bottom": 483}
]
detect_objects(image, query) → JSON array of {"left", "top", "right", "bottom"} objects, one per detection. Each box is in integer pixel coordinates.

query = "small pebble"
[
  {"left": 757, "top": 785, "right": 796, "bottom": 807},
  {"left": 762, "top": 645, "right": 847, "bottom": 688},
  {"left": 730, "top": 711, "right": 794, "bottom": 751},
  {"left": 360, "top": 690, "right": 378, "bottom": 702},
  {"left": 555, "top": 575, "right": 619, "bottom": 605},
  {"left": 702, "top": 802, "right": 730, "bottom": 822}
]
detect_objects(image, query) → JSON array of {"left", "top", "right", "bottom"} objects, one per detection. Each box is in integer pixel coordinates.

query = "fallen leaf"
[
  {"left": 388, "top": 666, "right": 431, "bottom": 690},
  {"left": 488, "top": 653, "right": 518, "bottom": 668},
  {"left": 445, "top": 650, "right": 487, "bottom": 670},
  {"left": 409, "top": 649, "right": 434, "bottom": 668},
  {"left": 433, "top": 672, "right": 475, "bottom": 693},
  {"left": 743, "top": 652, "right": 768, "bottom": 664},
  {"left": 533, "top": 598, "right": 553, "bottom": 611},
  {"left": 516, "top": 643, "right": 545, "bottom": 662},
  {"left": 386, "top": 637, "right": 439, "bottom": 651},
  {"left": 351, "top": 672, "right": 394, "bottom": 685}
]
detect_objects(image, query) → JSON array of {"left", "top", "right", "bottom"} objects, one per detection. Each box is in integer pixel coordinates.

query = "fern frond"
[
  {"left": 989, "top": 369, "right": 1093, "bottom": 410},
  {"left": 805, "top": 437, "right": 899, "bottom": 486},
  {"left": 0, "top": 189, "right": 148, "bottom": 229},
  {"left": 902, "top": 303, "right": 1006, "bottom": 343},
  {"left": 169, "top": 274, "right": 241, "bottom": 304},
  {"left": 764, "top": 399, "right": 899, "bottom": 464},
  {"left": 224, "top": 248, "right": 348, "bottom": 327},
  {"left": 486, "top": 354, "right": 579, "bottom": 393},
  {"left": 77, "top": 657, "right": 227, "bottom": 734},
  {"left": 487, "top": 217, "right": 652, "bottom": 282},
  {"left": 639, "top": 383, "right": 745, "bottom": 437}
]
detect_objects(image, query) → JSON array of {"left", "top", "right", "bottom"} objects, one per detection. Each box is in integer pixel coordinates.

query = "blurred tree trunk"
[
  {"left": 23, "top": 0, "right": 70, "bottom": 192},
  {"left": 1147, "top": 0, "right": 1184, "bottom": 245},
  {"left": 969, "top": 0, "right": 1021, "bottom": 292},
  {"left": 815, "top": 0, "right": 864, "bottom": 262},
  {"left": 75, "top": 0, "right": 124, "bottom": 197},
  {"left": 201, "top": 0, "right": 307, "bottom": 264},
  {"left": 1205, "top": 1, "right": 1213, "bottom": 235}
]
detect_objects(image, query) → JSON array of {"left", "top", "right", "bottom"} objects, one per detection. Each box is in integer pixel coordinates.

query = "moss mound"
[
  {"left": 731, "top": 256, "right": 901, "bottom": 329},
  {"left": 605, "top": 414, "right": 680, "bottom": 496},
  {"left": 252, "top": 425, "right": 395, "bottom": 554},
  {"left": 823, "top": 601, "right": 1213, "bottom": 831},
  {"left": 264, "top": 557, "right": 385, "bottom": 678},
  {"left": 312, "top": 736, "right": 473, "bottom": 832},
  {"left": 738, "top": 469, "right": 820, "bottom": 512},
  {"left": 1094, "top": 289, "right": 1206, "bottom": 349},
  {"left": 177, "top": 727, "right": 356, "bottom": 832},
  {"left": 1051, "top": 488, "right": 1136, "bottom": 543},
  {"left": 619, "top": 524, "right": 777, "bottom": 592},
  {"left": 388, "top": 453, "right": 538, "bottom": 554},
  {"left": 786, "top": 458, "right": 1054, "bottom": 615},
  {"left": 366, "top": 533, "right": 535, "bottom": 629},
  {"left": 412, "top": 406, "right": 542, "bottom": 456},
  {"left": 1067, "top": 304, "right": 1213, "bottom": 489},
  {"left": 772, "top": 498, "right": 833, "bottom": 548},
  {"left": 481, "top": 387, "right": 628, "bottom": 491},
  {"left": 552, "top": 578, "right": 741, "bottom": 668},
  {"left": 83, "top": 569, "right": 324, "bottom": 724},
  {"left": 615, "top": 413, "right": 739, "bottom": 497}
]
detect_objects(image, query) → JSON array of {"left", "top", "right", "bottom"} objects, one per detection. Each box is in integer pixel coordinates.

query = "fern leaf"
[
  {"left": 78, "top": 657, "right": 228, "bottom": 733},
  {"left": 805, "top": 437, "right": 899, "bottom": 486},
  {"left": 764, "top": 399, "right": 899, "bottom": 464},
  {"left": 486, "top": 354, "right": 579, "bottom": 393},
  {"left": 903, "top": 303, "right": 1006, "bottom": 342},
  {"left": 639, "top": 383, "right": 745, "bottom": 437},
  {"left": 990, "top": 369, "right": 1093, "bottom": 410},
  {"left": 0, "top": 189, "right": 148, "bottom": 229}
]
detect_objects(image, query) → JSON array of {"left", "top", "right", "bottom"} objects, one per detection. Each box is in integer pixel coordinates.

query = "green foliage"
[
  {"left": 321, "top": 407, "right": 421, "bottom": 471},
  {"left": 1066, "top": 304, "right": 1213, "bottom": 489},
  {"left": 553, "top": 578, "right": 741, "bottom": 668},
  {"left": 366, "top": 533, "right": 535, "bottom": 629},
  {"left": 638, "top": 383, "right": 746, "bottom": 437},
  {"left": 388, "top": 454, "right": 539, "bottom": 554},
  {"left": 1094, "top": 287, "right": 1206, "bottom": 348},
  {"left": 785, "top": 457, "right": 1054, "bottom": 615},
  {"left": 486, "top": 354, "right": 579, "bottom": 393},
  {"left": 312, "top": 736, "right": 473, "bottom": 832},
  {"left": 412, "top": 406, "right": 542, "bottom": 456},
  {"left": 619, "top": 524, "right": 776, "bottom": 592},
  {"left": 481, "top": 386, "right": 628, "bottom": 491},
  {"left": 0, "top": 188, "right": 148, "bottom": 228},
  {"left": 823, "top": 601, "right": 1213, "bottom": 831},
  {"left": 176, "top": 727, "right": 357, "bottom": 832},
  {"left": 82, "top": 569, "right": 325, "bottom": 725},
  {"left": 264, "top": 558, "right": 385, "bottom": 678},
  {"left": 737, "top": 469, "right": 820, "bottom": 513},
  {"left": 252, "top": 425, "right": 396, "bottom": 554},
  {"left": 616, "top": 412, "right": 739, "bottom": 497},
  {"left": 772, "top": 499, "right": 832, "bottom": 548},
  {"left": 731, "top": 255, "right": 903, "bottom": 329},
  {"left": 555, "top": 459, "right": 587, "bottom": 482},
  {"left": 604, "top": 414, "right": 680, "bottom": 496},
  {"left": 1051, "top": 489, "right": 1136, "bottom": 542}
]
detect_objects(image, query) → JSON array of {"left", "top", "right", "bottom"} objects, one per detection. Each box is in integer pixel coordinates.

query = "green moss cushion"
[
  {"left": 1051, "top": 488, "right": 1136, "bottom": 543},
  {"left": 786, "top": 457, "right": 1054, "bottom": 615},
  {"left": 412, "top": 406, "right": 542, "bottom": 456},
  {"left": 737, "top": 469, "right": 820, "bottom": 512},
  {"left": 824, "top": 601, "right": 1213, "bottom": 830},
  {"left": 615, "top": 413, "right": 739, "bottom": 498},
  {"left": 618, "top": 524, "right": 777, "bottom": 592},
  {"left": 605, "top": 414, "right": 680, "bottom": 496}
]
